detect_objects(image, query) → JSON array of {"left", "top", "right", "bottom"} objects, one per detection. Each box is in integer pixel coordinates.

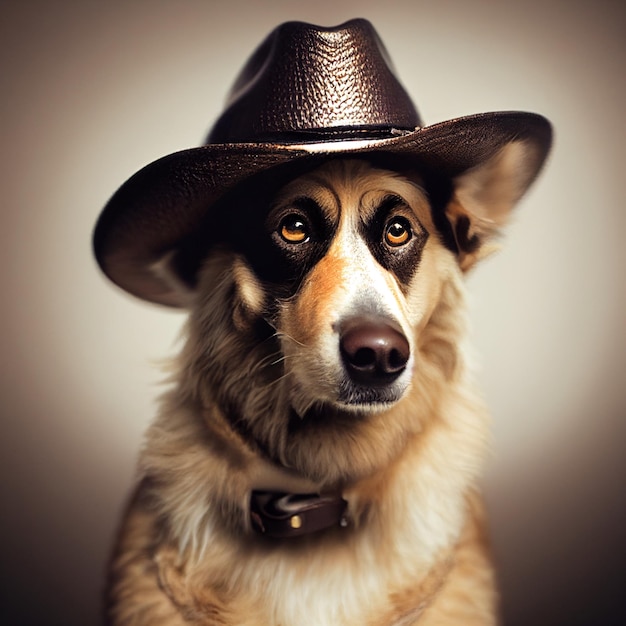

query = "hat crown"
[{"left": 207, "top": 19, "right": 422, "bottom": 144}]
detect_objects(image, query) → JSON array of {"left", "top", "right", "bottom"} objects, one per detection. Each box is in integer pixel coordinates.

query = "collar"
[
  {"left": 245, "top": 440, "right": 350, "bottom": 538},
  {"left": 250, "top": 491, "right": 349, "bottom": 539}
]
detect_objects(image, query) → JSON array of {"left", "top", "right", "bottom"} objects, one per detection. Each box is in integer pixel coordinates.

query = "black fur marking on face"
[
  {"left": 219, "top": 191, "right": 336, "bottom": 303},
  {"left": 362, "top": 194, "right": 429, "bottom": 290},
  {"left": 267, "top": 196, "right": 336, "bottom": 274},
  {"left": 251, "top": 195, "right": 336, "bottom": 300},
  {"left": 170, "top": 157, "right": 330, "bottom": 293}
]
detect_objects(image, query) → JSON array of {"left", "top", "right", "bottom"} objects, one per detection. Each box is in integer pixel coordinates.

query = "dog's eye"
[
  {"left": 384, "top": 218, "right": 412, "bottom": 247},
  {"left": 279, "top": 214, "right": 310, "bottom": 244}
]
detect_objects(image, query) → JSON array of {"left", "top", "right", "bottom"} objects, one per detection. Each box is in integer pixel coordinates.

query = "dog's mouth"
[
  {"left": 337, "top": 378, "right": 409, "bottom": 408},
  {"left": 291, "top": 384, "right": 405, "bottom": 424},
  {"left": 290, "top": 404, "right": 366, "bottom": 428},
  {"left": 286, "top": 359, "right": 412, "bottom": 423}
]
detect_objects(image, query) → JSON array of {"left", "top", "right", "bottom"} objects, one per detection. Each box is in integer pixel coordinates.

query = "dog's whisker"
[
  {"left": 270, "top": 355, "right": 289, "bottom": 367},
  {"left": 247, "top": 351, "right": 291, "bottom": 376},
  {"left": 274, "top": 331, "right": 307, "bottom": 348}
]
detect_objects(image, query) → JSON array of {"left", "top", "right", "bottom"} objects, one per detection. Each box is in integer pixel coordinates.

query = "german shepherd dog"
[{"left": 106, "top": 147, "right": 531, "bottom": 624}]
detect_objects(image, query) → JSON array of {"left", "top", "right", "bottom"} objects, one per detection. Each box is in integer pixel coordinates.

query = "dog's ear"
[
  {"left": 148, "top": 251, "right": 197, "bottom": 307},
  {"left": 447, "top": 140, "right": 543, "bottom": 271}
]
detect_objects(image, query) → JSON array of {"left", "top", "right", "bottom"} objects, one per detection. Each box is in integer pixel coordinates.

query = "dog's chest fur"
[{"left": 106, "top": 158, "right": 520, "bottom": 625}]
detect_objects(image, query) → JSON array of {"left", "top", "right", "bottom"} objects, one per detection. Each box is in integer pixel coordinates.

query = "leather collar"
[{"left": 250, "top": 491, "right": 349, "bottom": 539}]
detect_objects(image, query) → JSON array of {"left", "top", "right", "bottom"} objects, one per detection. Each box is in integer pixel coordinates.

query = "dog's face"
[
  {"left": 179, "top": 152, "right": 526, "bottom": 485},
  {"left": 265, "top": 161, "right": 433, "bottom": 413}
]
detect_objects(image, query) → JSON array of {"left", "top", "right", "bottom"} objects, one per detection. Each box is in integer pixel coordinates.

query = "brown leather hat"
[{"left": 94, "top": 18, "right": 552, "bottom": 307}]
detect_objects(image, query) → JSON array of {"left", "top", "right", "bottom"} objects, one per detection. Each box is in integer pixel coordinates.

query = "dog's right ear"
[
  {"left": 446, "top": 140, "right": 544, "bottom": 271},
  {"left": 148, "top": 251, "right": 198, "bottom": 308}
]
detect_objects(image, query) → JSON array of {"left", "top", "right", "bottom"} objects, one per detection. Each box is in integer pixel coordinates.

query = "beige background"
[{"left": 1, "top": 1, "right": 624, "bottom": 624}]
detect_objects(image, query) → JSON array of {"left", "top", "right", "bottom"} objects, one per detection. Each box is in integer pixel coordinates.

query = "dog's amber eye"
[
  {"left": 384, "top": 218, "right": 412, "bottom": 247},
  {"left": 279, "top": 215, "right": 309, "bottom": 244}
]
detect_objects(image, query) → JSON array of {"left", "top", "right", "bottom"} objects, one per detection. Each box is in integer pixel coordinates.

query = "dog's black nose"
[{"left": 340, "top": 317, "right": 410, "bottom": 386}]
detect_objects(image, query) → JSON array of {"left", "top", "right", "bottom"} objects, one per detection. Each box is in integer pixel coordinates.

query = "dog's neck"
[
  {"left": 248, "top": 457, "right": 349, "bottom": 538},
  {"left": 249, "top": 457, "right": 322, "bottom": 493}
]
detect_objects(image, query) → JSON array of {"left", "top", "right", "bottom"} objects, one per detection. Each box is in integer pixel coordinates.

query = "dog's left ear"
[{"left": 447, "top": 140, "right": 544, "bottom": 271}]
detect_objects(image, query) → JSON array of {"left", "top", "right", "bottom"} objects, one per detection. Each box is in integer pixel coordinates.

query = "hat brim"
[{"left": 93, "top": 111, "right": 552, "bottom": 306}]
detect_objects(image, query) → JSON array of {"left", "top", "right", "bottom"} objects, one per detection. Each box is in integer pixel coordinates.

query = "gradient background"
[{"left": 1, "top": 1, "right": 624, "bottom": 624}]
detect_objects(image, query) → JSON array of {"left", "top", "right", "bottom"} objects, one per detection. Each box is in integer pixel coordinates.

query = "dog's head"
[{"left": 173, "top": 148, "right": 536, "bottom": 486}]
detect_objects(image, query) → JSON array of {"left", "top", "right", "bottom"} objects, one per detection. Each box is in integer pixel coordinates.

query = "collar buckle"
[{"left": 250, "top": 491, "right": 349, "bottom": 539}]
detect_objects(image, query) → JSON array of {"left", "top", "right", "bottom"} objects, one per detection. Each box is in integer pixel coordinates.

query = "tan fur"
[
  {"left": 283, "top": 252, "right": 346, "bottom": 348},
  {"left": 105, "top": 157, "right": 531, "bottom": 624}
]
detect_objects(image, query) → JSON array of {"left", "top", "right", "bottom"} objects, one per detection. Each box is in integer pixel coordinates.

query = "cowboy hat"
[{"left": 93, "top": 18, "right": 552, "bottom": 307}]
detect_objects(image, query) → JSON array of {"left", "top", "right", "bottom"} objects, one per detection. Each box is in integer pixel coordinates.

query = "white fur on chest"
[{"left": 183, "top": 390, "right": 481, "bottom": 626}]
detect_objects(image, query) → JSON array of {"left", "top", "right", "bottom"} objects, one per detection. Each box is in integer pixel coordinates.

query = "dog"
[
  {"left": 104, "top": 147, "right": 541, "bottom": 624},
  {"left": 95, "top": 18, "right": 551, "bottom": 626}
]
